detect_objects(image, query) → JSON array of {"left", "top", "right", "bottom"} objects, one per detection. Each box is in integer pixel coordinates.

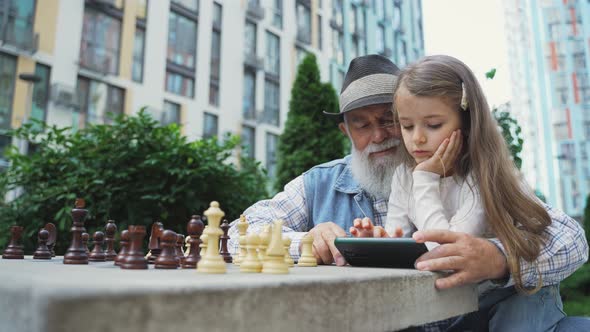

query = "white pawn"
[
  {"left": 199, "top": 227, "right": 209, "bottom": 257},
  {"left": 297, "top": 234, "right": 317, "bottom": 267},
  {"left": 258, "top": 225, "right": 271, "bottom": 262},
  {"left": 283, "top": 236, "right": 294, "bottom": 267},
  {"left": 240, "top": 233, "right": 262, "bottom": 273},
  {"left": 234, "top": 215, "right": 249, "bottom": 265},
  {"left": 184, "top": 235, "right": 191, "bottom": 257},
  {"left": 262, "top": 220, "right": 289, "bottom": 274}
]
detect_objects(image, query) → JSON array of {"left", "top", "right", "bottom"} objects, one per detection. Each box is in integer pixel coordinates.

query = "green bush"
[
  {"left": 0, "top": 111, "right": 268, "bottom": 254},
  {"left": 275, "top": 53, "right": 347, "bottom": 192}
]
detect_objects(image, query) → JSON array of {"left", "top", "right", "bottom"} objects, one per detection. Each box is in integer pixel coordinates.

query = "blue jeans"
[{"left": 446, "top": 284, "right": 566, "bottom": 332}]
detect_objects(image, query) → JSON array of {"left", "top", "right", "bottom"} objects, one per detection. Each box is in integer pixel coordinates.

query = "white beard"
[{"left": 350, "top": 138, "right": 402, "bottom": 200}]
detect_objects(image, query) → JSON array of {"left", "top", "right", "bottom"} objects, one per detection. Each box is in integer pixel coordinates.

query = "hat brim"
[{"left": 322, "top": 94, "right": 393, "bottom": 117}]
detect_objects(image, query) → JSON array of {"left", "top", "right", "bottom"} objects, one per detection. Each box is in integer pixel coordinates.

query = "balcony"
[
  {"left": 79, "top": 42, "right": 115, "bottom": 75},
  {"left": 246, "top": 2, "right": 265, "bottom": 21},
  {"left": 258, "top": 108, "right": 279, "bottom": 126},
  {"left": 243, "top": 52, "right": 264, "bottom": 71},
  {"left": 0, "top": 20, "right": 39, "bottom": 54},
  {"left": 296, "top": 29, "right": 311, "bottom": 45}
]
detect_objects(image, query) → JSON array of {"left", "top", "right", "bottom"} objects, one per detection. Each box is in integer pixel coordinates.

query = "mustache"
[{"left": 363, "top": 138, "right": 401, "bottom": 155}]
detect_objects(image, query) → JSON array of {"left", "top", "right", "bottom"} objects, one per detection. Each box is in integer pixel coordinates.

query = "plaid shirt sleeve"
[
  {"left": 228, "top": 175, "right": 309, "bottom": 260},
  {"left": 488, "top": 204, "right": 589, "bottom": 288}
]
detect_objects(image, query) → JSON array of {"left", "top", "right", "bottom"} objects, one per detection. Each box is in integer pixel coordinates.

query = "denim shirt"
[{"left": 302, "top": 155, "right": 375, "bottom": 234}]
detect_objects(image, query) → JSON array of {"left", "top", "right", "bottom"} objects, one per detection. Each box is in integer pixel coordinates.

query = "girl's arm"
[{"left": 385, "top": 166, "right": 415, "bottom": 237}]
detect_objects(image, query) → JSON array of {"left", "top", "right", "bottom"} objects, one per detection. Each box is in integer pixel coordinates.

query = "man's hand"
[
  {"left": 413, "top": 230, "right": 508, "bottom": 289},
  {"left": 305, "top": 222, "right": 347, "bottom": 266}
]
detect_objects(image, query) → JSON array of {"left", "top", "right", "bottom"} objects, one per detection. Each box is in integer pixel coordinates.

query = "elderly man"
[{"left": 228, "top": 55, "right": 588, "bottom": 330}]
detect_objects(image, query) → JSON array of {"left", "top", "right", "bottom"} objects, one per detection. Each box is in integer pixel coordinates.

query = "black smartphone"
[{"left": 334, "top": 237, "right": 428, "bottom": 269}]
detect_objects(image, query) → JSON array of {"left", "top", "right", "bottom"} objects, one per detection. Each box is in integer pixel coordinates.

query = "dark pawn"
[
  {"left": 33, "top": 229, "right": 52, "bottom": 260},
  {"left": 81, "top": 232, "right": 90, "bottom": 255},
  {"left": 175, "top": 233, "right": 186, "bottom": 267},
  {"left": 44, "top": 223, "right": 57, "bottom": 257},
  {"left": 3, "top": 225, "right": 24, "bottom": 259},
  {"left": 89, "top": 231, "right": 106, "bottom": 262},
  {"left": 182, "top": 215, "right": 204, "bottom": 268},
  {"left": 147, "top": 222, "right": 164, "bottom": 264},
  {"left": 114, "top": 230, "right": 130, "bottom": 266},
  {"left": 64, "top": 198, "right": 89, "bottom": 264},
  {"left": 155, "top": 230, "right": 179, "bottom": 269},
  {"left": 220, "top": 219, "right": 232, "bottom": 263},
  {"left": 121, "top": 225, "right": 148, "bottom": 269},
  {"left": 104, "top": 220, "right": 117, "bottom": 261}
]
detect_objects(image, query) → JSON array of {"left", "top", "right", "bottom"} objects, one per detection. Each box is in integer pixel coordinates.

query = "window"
[
  {"left": 31, "top": 63, "right": 51, "bottom": 126},
  {"left": 166, "top": 8, "right": 197, "bottom": 97},
  {"left": 332, "top": 0, "right": 343, "bottom": 26},
  {"left": 296, "top": 47, "right": 310, "bottom": 66},
  {"left": 244, "top": 21, "right": 257, "bottom": 57},
  {"left": 317, "top": 15, "right": 322, "bottom": 50},
  {"left": 375, "top": 0, "right": 385, "bottom": 20},
  {"left": 132, "top": 27, "right": 146, "bottom": 82},
  {"left": 0, "top": 0, "right": 37, "bottom": 51},
  {"left": 80, "top": 7, "right": 122, "bottom": 75},
  {"left": 271, "top": 0, "right": 282, "bottom": 29},
  {"left": 209, "top": 3, "right": 222, "bottom": 106},
  {"left": 203, "top": 112, "right": 218, "bottom": 138},
  {"left": 349, "top": 5, "right": 357, "bottom": 34},
  {"left": 296, "top": 1, "right": 311, "bottom": 44},
  {"left": 243, "top": 70, "right": 256, "bottom": 120},
  {"left": 0, "top": 53, "right": 17, "bottom": 130},
  {"left": 241, "top": 126, "right": 255, "bottom": 158},
  {"left": 376, "top": 24, "right": 385, "bottom": 54},
  {"left": 332, "top": 28, "right": 344, "bottom": 65},
  {"left": 163, "top": 101, "right": 181, "bottom": 125},
  {"left": 0, "top": 134, "right": 11, "bottom": 166},
  {"left": 265, "top": 31, "right": 280, "bottom": 76},
  {"left": 266, "top": 133, "right": 278, "bottom": 179},
  {"left": 77, "top": 76, "right": 125, "bottom": 125},
  {"left": 171, "top": 0, "right": 198, "bottom": 12},
  {"left": 264, "top": 79, "right": 280, "bottom": 126},
  {"left": 136, "top": 0, "right": 148, "bottom": 20}
]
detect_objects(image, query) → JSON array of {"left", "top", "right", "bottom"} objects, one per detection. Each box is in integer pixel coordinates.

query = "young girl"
[{"left": 350, "top": 55, "right": 551, "bottom": 295}]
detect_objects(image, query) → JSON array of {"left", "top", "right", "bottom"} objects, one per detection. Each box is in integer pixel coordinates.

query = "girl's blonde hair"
[{"left": 392, "top": 55, "right": 550, "bottom": 294}]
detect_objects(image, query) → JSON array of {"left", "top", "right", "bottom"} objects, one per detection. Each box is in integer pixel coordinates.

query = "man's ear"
[{"left": 338, "top": 122, "right": 348, "bottom": 136}]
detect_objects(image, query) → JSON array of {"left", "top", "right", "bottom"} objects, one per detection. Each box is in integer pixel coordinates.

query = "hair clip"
[{"left": 460, "top": 82, "right": 469, "bottom": 111}]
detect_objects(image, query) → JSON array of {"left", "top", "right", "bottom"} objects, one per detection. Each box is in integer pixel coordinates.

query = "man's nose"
[{"left": 371, "top": 126, "right": 390, "bottom": 143}]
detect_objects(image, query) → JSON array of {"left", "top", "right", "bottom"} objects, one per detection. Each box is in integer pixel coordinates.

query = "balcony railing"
[
  {"left": 246, "top": 2, "right": 265, "bottom": 21},
  {"left": 0, "top": 18, "right": 39, "bottom": 53},
  {"left": 296, "top": 30, "right": 311, "bottom": 45},
  {"left": 243, "top": 52, "right": 264, "bottom": 70},
  {"left": 79, "top": 42, "right": 115, "bottom": 75}
]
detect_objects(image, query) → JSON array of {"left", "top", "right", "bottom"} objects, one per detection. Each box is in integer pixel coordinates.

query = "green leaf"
[{"left": 486, "top": 68, "right": 497, "bottom": 80}]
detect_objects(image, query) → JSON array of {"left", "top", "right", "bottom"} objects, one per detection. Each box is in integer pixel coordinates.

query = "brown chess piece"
[
  {"left": 44, "top": 223, "right": 57, "bottom": 257},
  {"left": 3, "top": 225, "right": 25, "bottom": 259},
  {"left": 64, "top": 198, "right": 89, "bottom": 264},
  {"left": 33, "top": 229, "right": 52, "bottom": 260},
  {"left": 175, "top": 233, "right": 186, "bottom": 267},
  {"left": 81, "top": 232, "right": 90, "bottom": 255},
  {"left": 114, "top": 230, "right": 129, "bottom": 266},
  {"left": 147, "top": 222, "right": 164, "bottom": 264},
  {"left": 155, "top": 230, "right": 179, "bottom": 269},
  {"left": 121, "top": 225, "right": 148, "bottom": 269},
  {"left": 182, "top": 215, "right": 204, "bottom": 268},
  {"left": 104, "top": 220, "right": 117, "bottom": 261},
  {"left": 89, "top": 231, "right": 106, "bottom": 262},
  {"left": 220, "top": 219, "right": 232, "bottom": 263}
]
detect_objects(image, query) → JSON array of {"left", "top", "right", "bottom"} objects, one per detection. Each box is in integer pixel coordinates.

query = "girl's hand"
[
  {"left": 349, "top": 218, "right": 402, "bottom": 238},
  {"left": 415, "top": 130, "right": 463, "bottom": 177}
]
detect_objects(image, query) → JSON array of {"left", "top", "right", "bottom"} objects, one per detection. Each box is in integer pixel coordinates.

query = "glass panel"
[
  {"left": 212, "top": 2, "right": 222, "bottom": 24},
  {"left": 80, "top": 8, "right": 121, "bottom": 74},
  {"left": 241, "top": 126, "right": 255, "bottom": 158},
  {"left": 0, "top": 53, "right": 17, "bottom": 130},
  {"left": 264, "top": 80, "right": 280, "bottom": 126},
  {"left": 1, "top": 0, "right": 36, "bottom": 50},
  {"left": 317, "top": 15, "right": 322, "bottom": 50},
  {"left": 77, "top": 77, "right": 125, "bottom": 125},
  {"left": 272, "top": 0, "right": 282, "bottom": 29},
  {"left": 106, "top": 85, "right": 124, "bottom": 123},
  {"left": 203, "top": 112, "right": 218, "bottom": 138},
  {"left": 171, "top": 0, "right": 198, "bottom": 12},
  {"left": 349, "top": 5, "right": 357, "bottom": 34},
  {"left": 167, "top": 11, "right": 197, "bottom": 68},
  {"left": 31, "top": 63, "right": 50, "bottom": 126},
  {"left": 332, "top": 0, "right": 343, "bottom": 26},
  {"left": 132, "top": 27, "right": 145, "bottom": 82},
  {"left": 296, "top": 3, "right": 311, "bottom": 43},
  {"left": 243, "top": 70, "right": 256, "bottom": 119},
  {"left": 165, "top": 71, "right": 194, "bottom": 97},
  {"left": 265, "top": 31, "right": 280, "bottom": 76},
  {"left": 136, "top": 0, "right": 148, "bottom": 19},
  {"left": 376, "top": 25, "right": 385, "bottom": 53},
  {"left": 244, "top": 21, "right": 257, "bottom": 56},
  {"left": 266, "top": 133, "right": 278, "bottom": 179},
  {"left": 162, "top": 100, "right": 181, "bottom": 125}
]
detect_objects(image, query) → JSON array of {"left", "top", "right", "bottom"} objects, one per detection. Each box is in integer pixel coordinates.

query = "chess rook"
[
  {"left": 104, "top": 220, "right": 117, "bottom": 261},
  {"left": 121, "top": 226, "right": 148, "bottom": 269},
  {"left": 33, "top": 229, "right": 52, "bottom": 260},
  {"left": 3, "top": 225, "right": 24, "bottom": 259},
  {"left": 297, "top": 235, "right": 317, "bottom": 267},
  {"left": 64, "top": 198, "right": 89, "bottom": 264}
]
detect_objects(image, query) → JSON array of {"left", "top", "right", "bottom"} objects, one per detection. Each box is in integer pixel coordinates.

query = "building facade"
[
  {"left": 503, "top": 0, "right": 590, "bottom": 217},
  {"left": 0, "top": 0, "right": 424, "bottom": 181}
]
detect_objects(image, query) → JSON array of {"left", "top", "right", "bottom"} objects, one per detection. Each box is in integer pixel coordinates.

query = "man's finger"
[
  {"left": 434, "top": 271, "right": 470, "bottom": 290},
  {"left": 416, "top": 243, "right": 462, "bottom": 263},
  {"left": 415, "top": 255, "right": 464, "bottom": 272},
  {"left": 413, "top": 229, "right": 463, "bottom": 244},
  {"left": 321, "top": 231, "right": 345, "bottom": 266},
  {"left": 361, "top": 217, "right": 373, "bottom": 230},
  {"left": 312, "top": 236, "right": 332, "bottom": 264}
]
